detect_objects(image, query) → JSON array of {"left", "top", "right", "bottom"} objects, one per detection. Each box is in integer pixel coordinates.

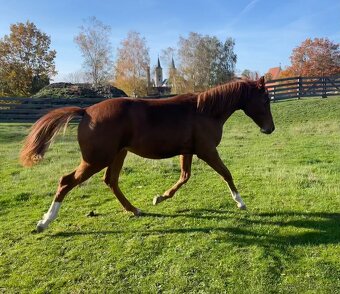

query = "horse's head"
[{"left": 242, "top": 77, "right": 275, "bottom": 134}]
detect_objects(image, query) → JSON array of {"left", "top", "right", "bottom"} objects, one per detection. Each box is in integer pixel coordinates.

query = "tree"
[
  {"left": 177, "top": 32, "right": 207, "bottom": 92},
  {"left": 160, "top": 46, "right": 176, "bottom": 69},
  {"left": 74, "top": 17, "right": 113, "bottom": 86},
  {"left": 62, "top": 70, "right": 88, "bottom": 83},
  {"left": 177, "top": 32, "right": 237, "bottom": 92},
  {"left": 0, "top": 21, "right": 56, "bottom": 96},
  {"left": 114, "top": 31, "right": 150, "bottom": 97},
  {"left": 242, "top": 69, "right": 259, "bottom": 80},
  {"left": 281, "top": 38, "right": 340, "bottom": 77},
  {"left": 210, "top": 37, "right": 237, "bottom": 85}
]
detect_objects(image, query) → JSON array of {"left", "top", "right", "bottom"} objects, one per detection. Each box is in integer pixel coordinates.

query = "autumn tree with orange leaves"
[
  {"left": 281, "top": 38, "right": 340, "bottom": 78},
  {"left": 114, "top": 31, "right": 150, "bottom": 97},
  {"left": 0, "top": 21, "right": 56, "bottom": 97}
]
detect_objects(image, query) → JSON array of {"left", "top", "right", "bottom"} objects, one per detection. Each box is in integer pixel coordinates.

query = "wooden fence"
[
  {"left": 1, "top": 76, "right": 339, "bottom": 122},
  {"left": 0, "top": 97, "right": 108, "bottom": 123},
  {"left": 266, "top": 76, "right": 340, "bottom": 101}
]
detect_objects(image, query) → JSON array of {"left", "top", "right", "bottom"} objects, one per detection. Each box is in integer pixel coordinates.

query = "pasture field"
[{"left": 1, "top": 97, "right": 340, "bottom": 293}]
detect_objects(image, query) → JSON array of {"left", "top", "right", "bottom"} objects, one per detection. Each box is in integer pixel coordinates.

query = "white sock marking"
[
  {"left": 231, "top": 191, "right": 246, "bottom": 208},
  {"left": 37, "top": 201, "right": 61, "bottom": 231}
]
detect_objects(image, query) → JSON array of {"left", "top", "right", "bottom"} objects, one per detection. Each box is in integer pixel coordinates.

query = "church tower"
[
  {"left": 146, "top": 56, "right": 172, "bottom": 97},
  {"left": 168, "top": 57, "right": 177, "bottom": 94},
  {"left": 155, "top": 57, "right": 163, "bottom": 87},
  {"left": 146, "top": 66, "right": 151, "bottom": 89},
  {"left": 171, "top": 57, "right": 176, "bottom": 70}
]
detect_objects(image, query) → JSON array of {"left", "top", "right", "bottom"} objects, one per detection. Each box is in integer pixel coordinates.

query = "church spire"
[
  {"left": 171, "top": 56, "right": 176, "bottom": 69},
  {"left": 155, "top": 56, "right": 163, "bottom": 87}
]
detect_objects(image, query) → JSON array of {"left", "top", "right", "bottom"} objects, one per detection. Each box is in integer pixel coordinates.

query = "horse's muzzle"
[{"left": 260, "top": 126, "right": 275, "bottom": 134}]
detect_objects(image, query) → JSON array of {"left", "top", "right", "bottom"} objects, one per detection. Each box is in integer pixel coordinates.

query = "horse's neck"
[
  {"left": 213, "top": 94, "right": 240, "bottom": 123},
  {"left": 220, "top": 107, "right": 238, "bottom": 124}
]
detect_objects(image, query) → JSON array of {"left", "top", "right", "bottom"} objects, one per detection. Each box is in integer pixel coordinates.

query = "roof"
[{"left": 267, "top": 67, "right": 281, "bottom": 79}]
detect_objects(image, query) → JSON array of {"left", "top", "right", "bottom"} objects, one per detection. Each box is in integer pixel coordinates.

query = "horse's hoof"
[
  {"left": 238, "top": 204, "right": 247, "bottom": 210},
  {"left": 153, "top": 195, "right": 164, "bottom": 205},
  {"left": 134, "top": 208, "right": 142, "bottom": 216},
  {"left": 36, "top": 220, "right": 46, "bottom": 233}
]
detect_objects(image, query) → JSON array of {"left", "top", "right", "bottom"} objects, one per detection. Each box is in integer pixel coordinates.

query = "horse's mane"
[{"left": 197, "top": 79, "right": 253, "bottom": 116}]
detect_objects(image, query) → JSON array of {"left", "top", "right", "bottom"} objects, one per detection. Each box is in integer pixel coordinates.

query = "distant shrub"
[{"left": 32, "top": 83, "right": 127, "bottom": 98}]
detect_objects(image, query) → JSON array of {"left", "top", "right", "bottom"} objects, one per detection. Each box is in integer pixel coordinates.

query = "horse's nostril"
[{"left": 260, "top": 128, "right": 273, "bottom": 134}]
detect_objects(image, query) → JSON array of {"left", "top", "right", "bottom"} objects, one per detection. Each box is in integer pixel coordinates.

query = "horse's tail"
[{"left": 20, "top": 107, "right": 85, "bottom": 167}]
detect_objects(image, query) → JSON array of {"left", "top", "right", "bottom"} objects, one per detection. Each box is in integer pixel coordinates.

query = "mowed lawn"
[{"left": 0, "top": 97, "right": 340, "bottom": 293}]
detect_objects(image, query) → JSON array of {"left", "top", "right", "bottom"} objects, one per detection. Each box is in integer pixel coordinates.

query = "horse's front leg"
[
  {"left": 153, "top": 154, "right": 193, "bottom": 205},
  {"left": 198, "top": 149, "right": 246, "bottom": 210}
]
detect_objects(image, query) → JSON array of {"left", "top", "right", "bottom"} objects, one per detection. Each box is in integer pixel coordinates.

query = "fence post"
[
  {"left": 297, "top": 77, "right": 302, "bottom": 99},
  {"left": 322, "top": 77, "right": 327, "bottom": 98}
]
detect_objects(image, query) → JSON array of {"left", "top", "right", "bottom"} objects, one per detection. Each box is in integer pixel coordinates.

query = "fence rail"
[
  {"left": 266, "top": 76, "right": 340, "bottom": 100},
  {"left": 0, "top": 97, "right": 108, "bottom": 123}
]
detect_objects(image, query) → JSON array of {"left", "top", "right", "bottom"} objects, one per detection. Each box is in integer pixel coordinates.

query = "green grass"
[{"left": 1, "top": 97, "right": 340, "bottom": 293}]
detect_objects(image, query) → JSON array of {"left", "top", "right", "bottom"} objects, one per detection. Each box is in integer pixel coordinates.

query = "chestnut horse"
[{"left": 20, "top": 77, "right": 274, "bottom": 232}]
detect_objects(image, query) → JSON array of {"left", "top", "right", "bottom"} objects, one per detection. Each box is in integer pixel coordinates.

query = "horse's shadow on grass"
[{"left": 52, "top": 208, "right": 340, "bottom": 247}]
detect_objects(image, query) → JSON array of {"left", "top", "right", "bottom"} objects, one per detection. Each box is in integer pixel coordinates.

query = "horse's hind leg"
[
  {"left": 36, "top": 160, "right": 102, "bottom": 232},
  {"left": 153, "top": 154, "right": 193, "bottom": 205},
  {"left": 198, "top": 149, "right": 246, "bottom": 210},
  {"left": 104, "top": 149, "right": 141, "bottom": 216}
]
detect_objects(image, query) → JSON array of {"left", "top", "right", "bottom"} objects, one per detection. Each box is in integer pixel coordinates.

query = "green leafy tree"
[
  {"left": 0, "top": 21, "right": 56, "bottom": 96},
  {"left": 210, "top": 37, "right": 237, "bottom": 85}
]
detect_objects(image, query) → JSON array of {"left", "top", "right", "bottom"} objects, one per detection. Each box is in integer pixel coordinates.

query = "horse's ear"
[{"left": 257, "top": 76, "right": 266, "bottom": 91}]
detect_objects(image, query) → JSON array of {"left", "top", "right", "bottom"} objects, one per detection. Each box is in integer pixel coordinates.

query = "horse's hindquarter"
[{"left": 78, "top": 99, "right": 133, "bottom": 164}]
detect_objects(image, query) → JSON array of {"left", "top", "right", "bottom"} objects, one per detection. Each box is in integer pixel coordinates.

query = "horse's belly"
[
  {"left": 127, "top": 139, "right": 193, "bottom": 159},
  {"left": 127, "top": 148, "right": 180, "bottom": 159}
]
